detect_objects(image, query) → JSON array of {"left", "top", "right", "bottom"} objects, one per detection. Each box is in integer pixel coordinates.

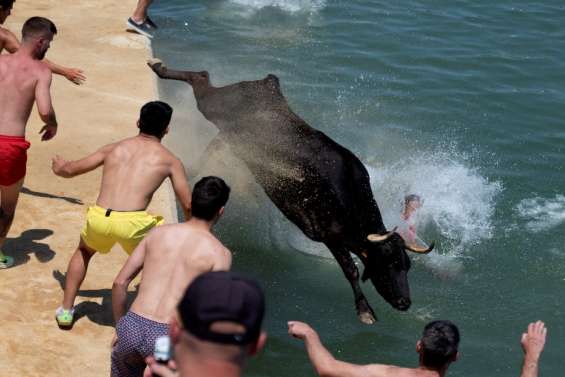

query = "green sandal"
[
  {"left": 55, "top": 307, "right": 75, "bottom": 328},
  {"left": 0, "top": 252, "right": 14, "bottom": 269}
]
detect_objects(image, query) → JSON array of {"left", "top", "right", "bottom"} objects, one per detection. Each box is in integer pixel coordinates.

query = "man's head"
[
  {"left": 191, "top": 176, "right": 230, "bottom": 222},
  {"left": 171, "top": 271, "right": 267, "bottom": 364},
  {"left": 21, "top": 17, "right": 56, "bottom": 60},
  {"left": 417, "top": 320, "right": 460, "bottom": 370},
  {"left": 138, "top": 101, "right": 173, "bottom": 138},
  {"left": 0, "top": 0, "right": 15, "bottom": 24}
]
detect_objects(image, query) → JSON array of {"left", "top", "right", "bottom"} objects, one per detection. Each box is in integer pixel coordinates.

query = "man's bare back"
[
  {"left": 129, "top": 222, "right": 231, "bottom": 323},
  {"left": 0, "top": 49, "right": 53, "bottom": 136},
  {"left": 97, "top": 135, "right": 184, "bottom": 211}
]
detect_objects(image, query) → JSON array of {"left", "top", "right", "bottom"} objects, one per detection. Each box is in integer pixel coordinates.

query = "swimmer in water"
[{"left": 398, "top": 194, "right": 423, "bottom": 245}]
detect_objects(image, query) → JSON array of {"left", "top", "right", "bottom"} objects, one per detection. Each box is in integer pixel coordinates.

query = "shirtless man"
[
  {"left": 0, "top": 16, "right": 59, "bottom": 269},
  {"left": 51, "top": 101, "right": 191, "bottom": 328},
  {"left": 288, "top": 320, "right": 459, "bottom": 377},
  {"left": 0, "top": 0, "right": 85, "bottom": 84},
  {"left": 111, "top": 176, "right": 232, "bottom": 377}
]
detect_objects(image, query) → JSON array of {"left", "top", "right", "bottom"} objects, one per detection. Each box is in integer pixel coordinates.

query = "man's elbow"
[
  {"left": 316, "top": 365, "right": 336, "bottom": 377},
  {"left": 112, "top": 278, "right": 129, "bottom": 291}
]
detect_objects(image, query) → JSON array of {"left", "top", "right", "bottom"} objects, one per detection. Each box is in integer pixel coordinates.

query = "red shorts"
[{"left": 0, "top": 135, "right": 31, "bottom": 186}]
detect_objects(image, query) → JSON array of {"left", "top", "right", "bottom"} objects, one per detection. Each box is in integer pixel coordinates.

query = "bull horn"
[
  {"left": 367, "top": 227, "right": 398, "bottom": 243},
  {"left": 405, "top": 242, "right": 435, "bottom": 254}
]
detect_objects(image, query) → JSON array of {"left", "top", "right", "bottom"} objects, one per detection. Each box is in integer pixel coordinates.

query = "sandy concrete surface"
[{"left": 1, "top": 1, "right": 176, "bottom": 375}]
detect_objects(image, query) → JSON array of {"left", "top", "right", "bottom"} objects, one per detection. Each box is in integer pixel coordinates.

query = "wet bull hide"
[{"left": 148, "top": 58, "right": 433, "bottom": 324}]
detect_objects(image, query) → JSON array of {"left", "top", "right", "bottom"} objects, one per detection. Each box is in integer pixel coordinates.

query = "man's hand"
[
  {"left": 52, "top": 155, "right": 69, "bottom": 176},
  {"left": 64, "top": 67, "right": 86, "bottom": 85},
  {"left": 521, "top": 321, "right": 547, "bottom": 358},
  {"left": 288, "top": 321, "right": 317, "bottom": 340},
  {"left": 111, "top": 332, "right": 118, "bottom": 348},
  {"left": 40, "top": 124, "right": 57, "bottom": 141},
  {"left": 143, "top": 356, "right": 178, "bottom": 377}
]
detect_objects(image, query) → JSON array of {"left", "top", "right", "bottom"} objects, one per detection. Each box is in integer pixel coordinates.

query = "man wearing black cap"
[{"left": 144, "top": 271, "right": 267, "bottom": 377}]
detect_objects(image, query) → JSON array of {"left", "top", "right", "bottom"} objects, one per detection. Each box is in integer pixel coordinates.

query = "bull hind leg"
[
  {"left": 326, "top": 242, "right": 377, "bottom": 324},
  {"left": 147, "top": 58, "right": 191, "bottom": 82}
]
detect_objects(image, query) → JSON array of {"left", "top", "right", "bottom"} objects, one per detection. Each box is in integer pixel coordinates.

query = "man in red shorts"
[{"left": 0, "top": 16, "right": 59, "bottom": 268}]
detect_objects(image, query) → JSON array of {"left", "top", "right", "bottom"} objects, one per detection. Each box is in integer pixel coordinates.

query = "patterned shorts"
[{"left": 111, "top": 311, "right": 169, "bottom": 377}]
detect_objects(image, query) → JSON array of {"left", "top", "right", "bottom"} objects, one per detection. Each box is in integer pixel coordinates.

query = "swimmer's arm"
[
  {"left": 112, "top": 237, "right": 148, "bottom": 323},
  {"left": 288, "top": 321, "right": 388, "bottom": 377},
  {"left": 52, "top": 143, "right": 115, "bottom": 178},
  {"left": 170, "top": 158, "right": 191, "bottom": 220}
]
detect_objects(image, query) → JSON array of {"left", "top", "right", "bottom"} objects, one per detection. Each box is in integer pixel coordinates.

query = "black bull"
[{"left": 148, "top": 59, "right": 433, "bottom": 324}]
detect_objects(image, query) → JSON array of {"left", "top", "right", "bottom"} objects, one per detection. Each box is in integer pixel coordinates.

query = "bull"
[{"left": 148, "top": 58, "right": 434, "bottom": 324}]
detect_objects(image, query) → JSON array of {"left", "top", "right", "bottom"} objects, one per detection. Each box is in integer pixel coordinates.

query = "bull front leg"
[{"left": 326, "top": 242, "right": 377, "bottom": 324}]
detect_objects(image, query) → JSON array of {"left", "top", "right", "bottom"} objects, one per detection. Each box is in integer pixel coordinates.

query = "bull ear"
[{"left": 367, "top": 227, "right": 397, "bottom": 243}]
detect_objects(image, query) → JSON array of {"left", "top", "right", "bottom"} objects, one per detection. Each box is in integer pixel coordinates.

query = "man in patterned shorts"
[{"left": 111, "top": 176, "right": 232, "bottom": 377}]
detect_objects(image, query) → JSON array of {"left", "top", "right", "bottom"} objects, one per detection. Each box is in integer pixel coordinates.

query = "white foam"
[
  {"left": 227, "top": 0, "right": 326, "bottom": 13},
  {"left": 369, "top": 150, "right": 502, "bottom": 256},
  {"left": 516, "top": 195, "right": 565, "bottom": 232}
]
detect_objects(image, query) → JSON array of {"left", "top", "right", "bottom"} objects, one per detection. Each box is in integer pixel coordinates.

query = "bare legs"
[
  {"left": 61, "top": 238, "right": 96, "bottom": 310},
  {"left": 0, "top": 178, "right": 24, "bottom": 264},
  {"left": 131, "top": 0, "right": 154, "bottom": 24}
]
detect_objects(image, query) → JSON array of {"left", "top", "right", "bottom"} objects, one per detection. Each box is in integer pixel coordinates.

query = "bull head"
[{"left": 360, "top": 230, "right": 434, "bottom": 311}]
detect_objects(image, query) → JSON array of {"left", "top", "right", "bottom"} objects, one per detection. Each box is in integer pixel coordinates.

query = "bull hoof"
[
  {"left": 147, "top": 58, "right": 164, "bottom": 70},
  {"left": 358, "top": 311, "right": 377, "bottom": 325}
]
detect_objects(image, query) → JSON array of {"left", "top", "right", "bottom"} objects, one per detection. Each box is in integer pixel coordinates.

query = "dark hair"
[
  {"left": 405, "top": 194, "right": 421, "bottom": 206},
  {"left": 0, "top": 0, "right": 15, "bottom": 10},
  {"left": 138, "top": 101, "right": 173, "bottom": 137},
  {"left": 420, "top": 320, "right": 460, "bottom": 368},
  {"left": 191, "top": 176, "right": 230, "bottom": 221},
  {"left": 22, "top": 17, "right": 57, "bottom": 40}
]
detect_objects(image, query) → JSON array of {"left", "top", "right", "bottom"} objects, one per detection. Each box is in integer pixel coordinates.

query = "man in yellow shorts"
[{"left": 51, "top": 101, "right": 191, "bottom": 328}]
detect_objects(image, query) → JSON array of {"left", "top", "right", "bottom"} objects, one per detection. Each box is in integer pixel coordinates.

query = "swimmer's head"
[
  {"left": 191, "top": 176, "right": 231, "bottom": 222},
  {"left": 0, "top": 0, "right": 15, "bottom": 24},
  {"left": 21, "top": 17, "right": 57, "bottom": 60},
  {"left": 404, "top": 194, "right": 421, "bottom": 208},
  {"left": 138, "top": 101, "right": 173, "bottom": 139},
  {"left": 417, "top": 320, "right": 460, "bottom": 369}
]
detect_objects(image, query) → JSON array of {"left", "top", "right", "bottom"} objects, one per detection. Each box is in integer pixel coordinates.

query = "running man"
[
  {"left": 52, "top": 101, "right": 191, "bottom": 328},
  {"left": 111, "top": 176, "right": 232, "bottom": 377},
  {"left": 0, "top": 16, "right": 60, "bottom": 269},
  {"left": 398, "top": 194, "right": 423, "bottom": 245},
  {"left": 0, "top": 0, "right": 85, "bottom": 84}
]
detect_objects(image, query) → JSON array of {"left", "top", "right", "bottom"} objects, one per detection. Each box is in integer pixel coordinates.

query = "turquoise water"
[{"left": 151, "top": 1, "right": 565, "bottom": 376}]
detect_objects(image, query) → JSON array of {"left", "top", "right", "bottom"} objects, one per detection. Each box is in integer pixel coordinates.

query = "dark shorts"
[{"left": 111, "top": 311, "right": 169, "bottom": 377}]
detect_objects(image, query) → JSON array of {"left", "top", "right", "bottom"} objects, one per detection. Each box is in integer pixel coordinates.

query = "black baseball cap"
[{"left": 178, "top": 271, "right": 265, "bottom": 345}]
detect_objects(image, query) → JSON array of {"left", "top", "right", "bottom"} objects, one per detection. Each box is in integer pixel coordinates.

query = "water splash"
[
  {"left": 227, "top": 0, "right": 326, "bottom": 13},
  {"left": 516, "top": 194, "right": 565, "bottom": 232}
]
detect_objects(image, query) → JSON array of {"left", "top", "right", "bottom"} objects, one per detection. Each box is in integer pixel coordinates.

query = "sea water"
[{"left": 150, "top": 1, "right": 565, "bottom": 375}]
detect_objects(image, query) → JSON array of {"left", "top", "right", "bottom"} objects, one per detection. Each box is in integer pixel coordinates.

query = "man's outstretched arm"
[
  {"left": 2, "top": 28, "right": 85, "bottom": 85},
  {"left": 51, "top": 143, "right": 115, "bottom": 178},
  {"left": 520, "top": 321, "right": 547, "bottom": 377},
  {"left": 288, "top": 321, "right": 389, "bottom": 377}
]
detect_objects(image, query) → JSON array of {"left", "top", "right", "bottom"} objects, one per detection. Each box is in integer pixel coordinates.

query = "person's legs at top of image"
[
  {"left": 127, "top": 0, "right": 156, "bottom": 38},
  {"left": 0, "top": 177, "right": 24, "bottom": 268},
  {"left": 55, "top": 239, "right": 96, "bottom": 327}
]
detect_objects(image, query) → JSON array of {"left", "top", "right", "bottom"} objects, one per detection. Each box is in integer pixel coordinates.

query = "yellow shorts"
[{"left": 81, "top": 205, "right": 164, "bottom": 255}]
